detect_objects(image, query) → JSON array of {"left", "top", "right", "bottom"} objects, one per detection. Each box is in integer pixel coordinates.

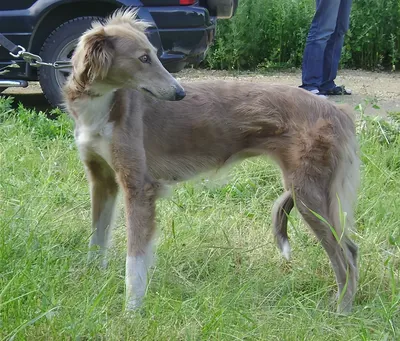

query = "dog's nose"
[{"left": 174, "top": 87, "right": 186, "bottom": 101}]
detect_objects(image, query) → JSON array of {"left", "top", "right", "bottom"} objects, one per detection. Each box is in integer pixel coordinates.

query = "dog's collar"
[{"left": 71, "top": 75, "right": 108, "bottom": 98}]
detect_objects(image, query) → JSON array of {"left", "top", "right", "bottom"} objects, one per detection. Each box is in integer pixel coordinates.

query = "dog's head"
[{"left": 69, "top": 8, "right": 185, "bottom": 101}]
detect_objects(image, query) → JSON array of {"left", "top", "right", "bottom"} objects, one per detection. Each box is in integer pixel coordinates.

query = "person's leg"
[
  {"left": 300, "top": 0, "right": 341, "bottom": 92},
  {"left": 319, "top": 0, "right": 353, "bottom": 94}
]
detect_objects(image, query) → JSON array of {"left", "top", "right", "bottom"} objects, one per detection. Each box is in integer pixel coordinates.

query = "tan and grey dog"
[{"left": 62, "top": 8, "right": 360, "bottom": 313}]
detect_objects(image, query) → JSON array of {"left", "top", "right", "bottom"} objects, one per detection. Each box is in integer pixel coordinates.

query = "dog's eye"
[{"left": 139, "top": 54, "right": 151, "bottom": 64}]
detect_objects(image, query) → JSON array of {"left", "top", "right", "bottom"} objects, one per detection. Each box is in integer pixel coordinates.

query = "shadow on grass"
[{"left": 8, "top": 92, "right": 53, "bottom": 113}]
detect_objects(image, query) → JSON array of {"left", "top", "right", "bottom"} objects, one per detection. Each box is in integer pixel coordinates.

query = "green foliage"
[
  {"left": 206, "top": 0, "right": 400, "bottom": 71},
  {"left": 0, "top": 96, "right": 73, "bottom": 141}
]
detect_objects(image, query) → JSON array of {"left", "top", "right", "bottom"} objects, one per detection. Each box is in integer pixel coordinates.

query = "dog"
[{"left": 62, "top": 8, "right": 360, "bottom": 313}]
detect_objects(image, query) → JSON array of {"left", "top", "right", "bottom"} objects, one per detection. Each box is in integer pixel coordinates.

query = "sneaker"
[
  {"left": 309, "top": 89, "right": 328, "bottom": 99},
  {"left": 320, "top": 85, "right": 352, "bottom": 96}
]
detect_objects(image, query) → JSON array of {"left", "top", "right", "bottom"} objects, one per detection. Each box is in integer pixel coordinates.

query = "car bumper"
[{"left": 146, "top": 6, "right": 216, "bottom": 69}]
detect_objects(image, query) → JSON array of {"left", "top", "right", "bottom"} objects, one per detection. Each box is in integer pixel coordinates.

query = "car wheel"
[
  {"left": 165, "top": 62, "right": 187, "bottom": 74},
  {"left": 38, "top": 16, "right": 102, "bottom": 107}
]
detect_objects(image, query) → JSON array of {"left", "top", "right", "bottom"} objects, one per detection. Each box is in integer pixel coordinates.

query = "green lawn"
[{"left": 0, "top": 95, "right": 399, "bottom": 340}]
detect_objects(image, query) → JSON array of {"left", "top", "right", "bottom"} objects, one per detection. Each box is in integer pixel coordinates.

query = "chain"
[{"left": 10, "top": 45, "right": 72, "bottom": 69}]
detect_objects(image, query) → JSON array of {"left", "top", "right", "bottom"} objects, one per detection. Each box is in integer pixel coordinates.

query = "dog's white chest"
[
  {"left": 77, "top": 123, "right": 114, "bottom": 165},
  {"left": 72, "top": 93, "right": 115, "bottom": 166}
]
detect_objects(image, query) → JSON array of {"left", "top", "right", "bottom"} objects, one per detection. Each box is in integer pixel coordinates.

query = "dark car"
[{"left": 0, "top": 0, "right": 237, "bottom": 106}]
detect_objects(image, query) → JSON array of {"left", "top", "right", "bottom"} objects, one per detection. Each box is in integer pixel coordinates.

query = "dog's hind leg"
[
  {"left": 295, "top": 195, "right": 357, "bottom": 313},
  {"left": 85, "top": 158, "right": 119, "bottom": 267},
  {"left": 286, "top": 117, "right": 359, "bottom": 313},
  {"left": 293, "top": 171, "right": 358, "bottom": 314},
  {"left": 119, "top": 173, "right": 160, "bottom": 311}
]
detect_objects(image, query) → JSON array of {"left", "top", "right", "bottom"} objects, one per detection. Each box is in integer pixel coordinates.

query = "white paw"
[
  {"left": 125, "top": 297, "right": 143, "bottom": 311},
  {"left": 125, "top": 254, "right": 148, "bottom": 311}
]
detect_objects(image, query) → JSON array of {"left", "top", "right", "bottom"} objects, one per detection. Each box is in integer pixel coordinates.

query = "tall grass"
[
  {"left": 0, "top": 95, "right": 399, "bottom": 340},
  {"left": 206, "top": 0, "right": 400, "bottom": 71}
]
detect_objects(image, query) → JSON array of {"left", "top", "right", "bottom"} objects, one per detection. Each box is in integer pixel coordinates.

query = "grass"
[{"left": 0, "top": 95, "right": 399, "bottom": 340}]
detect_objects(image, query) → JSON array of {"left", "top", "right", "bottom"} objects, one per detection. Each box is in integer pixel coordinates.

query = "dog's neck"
[
  {"left": 64, "top": 75, "right": 117, "bottom": 102},
  {"left": 68, "top": 90, "right": 116, "bottom": 131},
  {"left": 64, "top": 76, "right": 118, "bottom": 121}
]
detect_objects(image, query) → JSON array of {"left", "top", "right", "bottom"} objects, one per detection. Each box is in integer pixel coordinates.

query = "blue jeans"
[{"left": 300, "top": 0, "right": 352, "bottom": 92}]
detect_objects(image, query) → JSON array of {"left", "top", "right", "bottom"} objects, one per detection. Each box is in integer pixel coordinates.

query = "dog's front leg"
[
  {"left": 85, "top": 158, "right": 119, "bottom": 267},
  {"left": 121, "top": 176, "right": 158, "bottom": 311}
]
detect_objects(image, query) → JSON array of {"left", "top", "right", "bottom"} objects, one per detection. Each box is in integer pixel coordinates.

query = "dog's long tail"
[{"left": 272, "top": 190, "right": 294, "bottom": 260}]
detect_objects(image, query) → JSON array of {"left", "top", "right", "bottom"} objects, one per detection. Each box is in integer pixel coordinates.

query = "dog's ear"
[{"left": 81, "top": 28, "right": 114, "bottom": 85}]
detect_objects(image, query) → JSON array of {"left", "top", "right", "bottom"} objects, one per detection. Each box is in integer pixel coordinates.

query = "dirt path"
[
  {"left": 4, "top": 69, "right": 400, "bottom": 116},
  {"left": 176, "top": 69, "right": 400, "bottom": 117}
]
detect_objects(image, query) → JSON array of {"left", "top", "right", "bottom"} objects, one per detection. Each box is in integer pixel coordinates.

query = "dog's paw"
[
  {"left": 336, "top": 300, "right": 353, "bottom": 315},
  {"left": 125, "top": 298, "right": 143, "bottom": 312},
  {"left": 331, "top": 291, "right": 354, "bottom": 315},
  {"left": 87, "top": 250, "right": 108, "bottom": 269}
]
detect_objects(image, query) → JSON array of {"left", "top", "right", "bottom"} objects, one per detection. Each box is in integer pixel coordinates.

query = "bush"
[{"left": 205, "top": 0, "right": 400, "bottom": 71}]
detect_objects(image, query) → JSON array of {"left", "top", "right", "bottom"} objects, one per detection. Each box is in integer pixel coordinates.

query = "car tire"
[
  {"left": 38, "top": 16, "right": 102, "bottom": 107},
  {"left": 165, "top": 62, "right": 187, "bottom": 74}
]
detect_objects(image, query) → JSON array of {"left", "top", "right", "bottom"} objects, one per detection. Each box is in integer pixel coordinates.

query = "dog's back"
[{"left": 128, "top": 80, "right": 357, "bottom": 182}]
